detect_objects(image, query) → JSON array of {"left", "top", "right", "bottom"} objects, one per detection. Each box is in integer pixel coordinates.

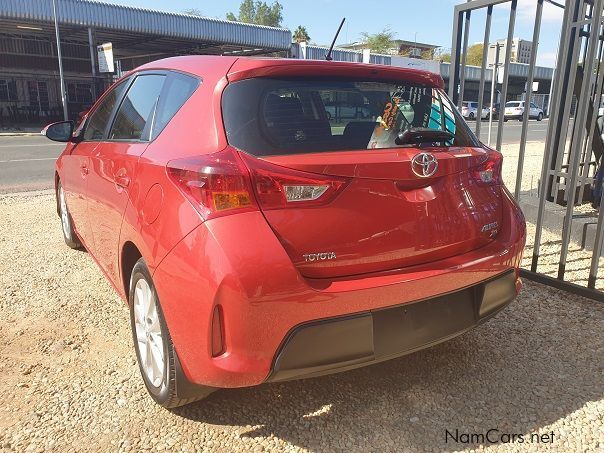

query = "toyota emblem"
[{"left": 411, "top": 152, "right": 438, "bottom": 178}]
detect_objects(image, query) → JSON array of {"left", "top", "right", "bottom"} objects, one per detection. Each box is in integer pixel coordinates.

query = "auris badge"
[{"left": 411, "top": 152, "right": 438, "bottom": 178}]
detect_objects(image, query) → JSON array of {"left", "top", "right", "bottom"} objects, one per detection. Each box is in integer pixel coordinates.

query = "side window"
[
  {"left": 152, "top": 72, "right": 199, "bottom": 140},
  {"left": 110, "top": 74, "right": 165, "bottom": 141},
  {"left": 83, "top": 80, "right": 128, "bottom": 141}
]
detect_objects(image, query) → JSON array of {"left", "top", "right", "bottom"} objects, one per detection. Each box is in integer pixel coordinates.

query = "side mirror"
[{"left": 41, "top": 121, "right": 74, "bottom": 142}]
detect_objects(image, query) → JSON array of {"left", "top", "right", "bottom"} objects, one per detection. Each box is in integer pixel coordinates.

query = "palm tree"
[{"left": 293, "top": 25, "right": 310, "bottom": 43}]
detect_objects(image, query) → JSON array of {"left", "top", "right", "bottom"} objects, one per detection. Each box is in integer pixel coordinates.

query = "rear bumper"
[
  {"left": 269, "top": 270, "right": 517, "bottom": 382},
  {"left": 152, "top": 187, "right": 526, "bottom": 388}
]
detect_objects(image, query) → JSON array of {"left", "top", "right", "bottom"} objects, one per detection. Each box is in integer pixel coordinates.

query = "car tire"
[
  {"left": 504, "top": 118, "right": 508, "bottom": 122},
  {"left": 469, "top": 112, "right": 475, "bottom": 120},
  {"left": 129, "top": 258, "right": 214, "bottom": 408},
  {"left": 57, "top": 181, "right": 83, "bottom": 249},
  {"left": 537, "top": 112, "right": 543, "bottom": 121}
]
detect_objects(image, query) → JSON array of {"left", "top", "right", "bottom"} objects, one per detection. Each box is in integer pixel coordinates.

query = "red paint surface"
[{"left": 53, "top": 56, "right": 526, "bottom": 388}]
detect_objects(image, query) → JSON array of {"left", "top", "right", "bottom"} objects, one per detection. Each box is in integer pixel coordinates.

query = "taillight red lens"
[
  {"left": 472, "top": 151, "right": 503, "bottom": 185},
  {"left": 166, "top": 148, "right": 257, "bottom": 220},
  {"left": 239, "top": 152, "right": 350, "bottom": 209}
]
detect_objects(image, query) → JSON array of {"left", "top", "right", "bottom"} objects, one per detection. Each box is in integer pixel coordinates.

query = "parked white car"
[
  {"left": 460, "top": 101, "right": 490, "bottom": 120},
  {"left": 504, "top": 101, "right": 544, "bottom": 121}
]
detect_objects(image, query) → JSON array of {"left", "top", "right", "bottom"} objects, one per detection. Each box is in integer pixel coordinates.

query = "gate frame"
[{"left": 449, "top": 0, "right": 604, "bottom": 303}]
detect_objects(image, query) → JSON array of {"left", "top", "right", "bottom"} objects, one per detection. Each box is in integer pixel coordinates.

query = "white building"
[{"left": 487, "top": 38, "right": 533, "bottom": 65}]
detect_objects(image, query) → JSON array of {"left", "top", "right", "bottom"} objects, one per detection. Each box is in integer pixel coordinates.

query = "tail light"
[
  {"left": 239, "top": 152, "right": 350, "bottom": 209},
  {"left": 472, "top": 150, "right": 503, "bottom": 185},
  {"left": 166, "top": 148, "right": 257, "bottom": 220}
]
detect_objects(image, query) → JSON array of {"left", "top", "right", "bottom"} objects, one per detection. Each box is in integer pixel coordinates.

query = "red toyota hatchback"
[{"left": 43, "top": 56, "right": 526, "bottom": 408}]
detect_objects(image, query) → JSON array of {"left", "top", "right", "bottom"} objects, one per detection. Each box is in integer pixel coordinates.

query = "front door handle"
[
  {"left": 114, "top": 169, "right": 130, "bottom": 189},
  {"left": 80, "top": 164, "right": 89, "bottom": 177}
]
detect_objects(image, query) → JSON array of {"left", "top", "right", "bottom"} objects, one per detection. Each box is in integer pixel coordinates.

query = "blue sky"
[{"left": 103, "top": 0, "right": 563, "bottom": 66}]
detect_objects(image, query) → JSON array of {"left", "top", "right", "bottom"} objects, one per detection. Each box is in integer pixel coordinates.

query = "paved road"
[
  {"left": 474, "top": 118, "right": 550, "bottom": 145},
  {"left": 0, "top": 120, "right": 549, "bottom": 193},
  {"left": 0, "top": 135, "right": 64, "bottom": 193}
]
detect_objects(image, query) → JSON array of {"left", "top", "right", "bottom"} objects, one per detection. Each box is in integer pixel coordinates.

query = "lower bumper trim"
[{"left": 268, "top": 270, "right": 517, "bottom": 382}]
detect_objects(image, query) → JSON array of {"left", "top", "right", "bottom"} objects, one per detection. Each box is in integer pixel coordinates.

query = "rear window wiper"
[{"left": 395, "top": 128, "right": 454, "bottom": 146}]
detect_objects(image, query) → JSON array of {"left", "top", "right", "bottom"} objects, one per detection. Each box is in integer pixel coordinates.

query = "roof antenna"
[{"left": 325, "top": 18, "right": 346, "bottom": 61}]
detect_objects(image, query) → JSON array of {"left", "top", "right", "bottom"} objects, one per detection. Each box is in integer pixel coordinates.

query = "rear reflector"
[
  {"left": 239, "top": 152, "right": 350, "bottom": 209},
  {"left": 166, "top": 148, "right": 257, "bottom": 220},
  {"left": 211, "top": 305, "right": 225, "bottom": 357}
]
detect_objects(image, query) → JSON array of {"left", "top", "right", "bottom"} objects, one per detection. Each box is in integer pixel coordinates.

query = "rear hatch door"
[{"left": 223, "top": 76, "right": 503, "bottom": 278}]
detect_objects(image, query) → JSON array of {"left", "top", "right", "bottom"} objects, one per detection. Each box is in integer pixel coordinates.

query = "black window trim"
[
  {"left": 81, "top": 69, "right": 201, "bottom": 144},
  {"left": 106, "top": 69, "right": 201, "bottom": 144},
  {"left": 107, "top": 71, "right": 166, "bottom": 143},
  {"left": 80, "top": 76, "right": 133, "bottom": 143}
]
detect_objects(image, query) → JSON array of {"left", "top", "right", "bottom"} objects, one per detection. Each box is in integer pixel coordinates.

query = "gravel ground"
[{"left": 1, "top": 184, "right": 603, "bottom": 452}]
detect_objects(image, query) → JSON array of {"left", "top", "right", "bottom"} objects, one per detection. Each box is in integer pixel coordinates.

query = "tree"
[
  {"left": 183, "top": 8, "right": 203, "bottom": 16},
  {"left": 435, "top": 44, "right": 483, "bottom": 65},
  {"left": 226, "top": 0, "right": 283, "bottom": 27},
  {"left": 466, "top": 43, "right": 484, "bottom": 67},
  {"left": 360, "top": 28, "right": 396, "bottom": 54},
  {"left": 293, "top": 25, "right": 310, "bottom": 43},
  {"left": 420, "top": 49, "right": 435, "bottom": 60}
]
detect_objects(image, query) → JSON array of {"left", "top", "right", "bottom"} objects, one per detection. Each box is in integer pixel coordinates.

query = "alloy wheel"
[
  {"left": 133, "top": 278, "right": 165, "bottom": 388},
  {"left": 59, "top": 186, "right": 71, "bottom": 240}
]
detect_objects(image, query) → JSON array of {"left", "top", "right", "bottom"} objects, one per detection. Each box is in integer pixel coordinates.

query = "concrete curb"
[{"left": 519, "top": 196, "right": 601, "bottom": 254}]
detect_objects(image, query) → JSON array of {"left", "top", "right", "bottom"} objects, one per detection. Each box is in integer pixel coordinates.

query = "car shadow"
[{"left": 172, "top": 281, "right": 603, "bottom": 451}]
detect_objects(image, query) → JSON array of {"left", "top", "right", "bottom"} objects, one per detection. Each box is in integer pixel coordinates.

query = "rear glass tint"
[{"left": 222, "top": 78, "right": 478, "bottom": 156}]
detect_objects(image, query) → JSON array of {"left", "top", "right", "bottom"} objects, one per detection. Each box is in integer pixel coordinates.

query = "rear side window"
[
  {"left": 83, "top": 80, "right": 128, "bottom": 141},
  {"left": 110, "top": 74, "right": 165, "bottom": 141},
  {"left": 222, "top": 78, "right": 478, "bottom": 156},
  {"left": 152, "top": 73, "right": 199, "bottom": 140}
]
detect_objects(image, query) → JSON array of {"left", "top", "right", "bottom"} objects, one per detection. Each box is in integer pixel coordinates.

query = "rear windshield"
[
  {"left": 222, "top": 78, "right": 478, "bottom": 156},
  {"left": 506, "top": 101, "right": 522, "bottom": 107}
]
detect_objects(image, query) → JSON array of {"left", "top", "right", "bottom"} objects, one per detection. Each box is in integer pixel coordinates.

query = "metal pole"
[
  {"left": 496, "top": 0, "right": 517, "bottom": 151},
  {"left": 52, "top": 0, "right": 68, "bottom": 121},
  {"left": 531, "top": 0, "right": 578, "bottom": 271},
  {"left": 448, "top": 8, "right": 464, "bottom": 104},
  {"left": 488, "top": 44, "right": 501, "bottom": 146},
  {"left": 87, "top": 27, "right": 97, "bottom": 102},
  {"left": 514, "top": 0, "right": 544, "bottom": 199},
  {"left": 458, "top": 9, "right": 472, "bottom": 110},
  {"left": 588, "top": 190, "right": 604, "bottom": 288},
  {"left": 558, "top": 0, "right": 604, "bottom": 279},
  {"left": 546, "top": 30, "right": 562, "bottom": 116},
  {"left": 488, "top": 66, "right": 496, "bottom": 145},
  {"left": 476, "top": 5, "right": 493, "bottom": 138}
]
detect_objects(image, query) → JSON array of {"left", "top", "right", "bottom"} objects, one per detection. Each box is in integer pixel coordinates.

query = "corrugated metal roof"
[
  {"left": 302, "top": 44, "right": 362, "bottom": 62},
  {"left": 440, "top": 61, "right": 553, "bottom": 81},
  {"left": 369, "top": 53, "right": 392, "bottom": 66},
  {"left": 291, "top": 44, "right": 392, "bottom": 65},
  {"left": 1, "top": 0, "right": 292, "bottom": 50}
]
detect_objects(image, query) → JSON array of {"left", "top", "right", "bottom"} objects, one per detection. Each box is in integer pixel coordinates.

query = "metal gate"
[{"left": 449, "top": 0, "right": 604, "bottom": 301}]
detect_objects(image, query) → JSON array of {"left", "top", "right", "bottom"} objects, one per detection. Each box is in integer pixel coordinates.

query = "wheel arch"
[
  {"left": 121, "top": 241, "right": 143, "bottom": 301},
  {"left": 54, "top": 172, "right": 60, "bottom": 216}
]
